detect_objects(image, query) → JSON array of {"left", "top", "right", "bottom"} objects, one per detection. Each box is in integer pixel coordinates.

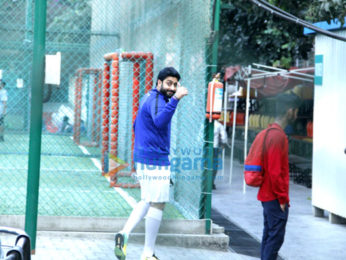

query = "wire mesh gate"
[{"left": 0, "top": 0, "right": 215, "bottom": 229}]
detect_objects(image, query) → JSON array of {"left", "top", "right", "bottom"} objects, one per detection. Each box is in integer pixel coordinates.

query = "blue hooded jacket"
[{"left": 133, "top": 88, "right": 179, "bottom": 166}]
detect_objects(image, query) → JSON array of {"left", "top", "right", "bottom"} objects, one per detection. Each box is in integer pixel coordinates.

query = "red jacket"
[{"left": 257, "top": 123, "right": 290, "bottom": 205}]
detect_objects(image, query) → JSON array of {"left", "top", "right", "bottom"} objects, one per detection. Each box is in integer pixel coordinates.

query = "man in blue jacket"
[{"left": 115, "top": 67, "right": 188, "bottom": 260}]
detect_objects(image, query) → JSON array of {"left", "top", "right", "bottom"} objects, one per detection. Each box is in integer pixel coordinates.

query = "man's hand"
[
  {"left": 174, "top": 84, "right": 188, "bottom": 100},
  {"left": 280, "top": 203, "right": 286, "bottom": 212}
]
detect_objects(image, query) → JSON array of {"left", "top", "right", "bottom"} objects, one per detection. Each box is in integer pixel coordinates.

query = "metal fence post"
[
  {"left": 201, "top": 0, "right": 221, "bottom": 234},
  {"left": 24, "top": 0, "right": 47, "bottom": 253}
]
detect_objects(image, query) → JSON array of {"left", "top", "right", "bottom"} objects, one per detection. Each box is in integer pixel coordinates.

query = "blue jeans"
[{"left": 261, "top": 199, "right": 289, "bottom": 260}]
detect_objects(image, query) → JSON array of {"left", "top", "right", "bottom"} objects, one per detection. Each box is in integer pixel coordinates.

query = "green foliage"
[
  {"left": 218, "top": 0, "right": 345, "bottom": 68},
  {"left": 307, "top": 0, "right": 346, "bottom": 26}
]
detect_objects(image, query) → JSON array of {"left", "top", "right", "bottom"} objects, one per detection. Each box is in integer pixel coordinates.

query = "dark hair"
[
  {"left": 0, "top": 81, "right": 5, "bottom": 87},
  {"left": 275, "top": 92, "right": 302, "bottom": 117},
  {"left": 157, "top": 67, "right": 181, "bottom": 84}
]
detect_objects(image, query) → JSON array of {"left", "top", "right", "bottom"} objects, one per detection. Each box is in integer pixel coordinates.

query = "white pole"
[
  {"left": 243, "top": 65, "right": 251, "bottom": 194},
  {"left": 287, "top": 70, "right": 314, "bottom": 79},
  {"left": 289, "top": 67, "right": 314, "bottom": 72},
  {"left": 229, "top": 80, "right": 238, "bottom": 185},
  {"left": 221, "top": 81, "right": 228, "bottom": 177},
  {"left": 252, "top": 63, "right": 286, "bottom": 71},
  {"left": 209, "top": 79, "right": 215, "bottom": 123},
  {"left": 245, "top": 74, "right": 313, "bottom": 82}
]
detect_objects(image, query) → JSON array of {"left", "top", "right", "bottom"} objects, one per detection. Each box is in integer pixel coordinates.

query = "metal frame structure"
[{"left": 227, "top": 64, "right": 314, "bottom": 193}]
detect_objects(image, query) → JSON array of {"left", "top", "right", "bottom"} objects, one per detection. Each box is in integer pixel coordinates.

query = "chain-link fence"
[{"left": 0, "top": 0, "right": 214, "bottom": 226}]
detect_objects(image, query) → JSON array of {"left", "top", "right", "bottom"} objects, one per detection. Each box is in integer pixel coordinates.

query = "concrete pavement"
[
  {"left": 212, "top": 158, "right": 346, "bottom": 260},
  {"left": 28, "top": 232, "right": 255, "bottom": 260}
]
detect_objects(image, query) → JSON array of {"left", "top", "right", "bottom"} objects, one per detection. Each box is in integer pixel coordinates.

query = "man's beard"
[{"left": 160, "top": 88, "right": 175, "bottom": 98}]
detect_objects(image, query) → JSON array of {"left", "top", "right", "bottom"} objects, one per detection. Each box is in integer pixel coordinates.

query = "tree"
[
  {"left": 47, "top": 0, "right": 92, "bottom": 43},
  {"left": 307, "top": 0, "right": 346, "bottom": 26},
  {"left": 218, "top": 0, "right": 345, "bottom": 68}
]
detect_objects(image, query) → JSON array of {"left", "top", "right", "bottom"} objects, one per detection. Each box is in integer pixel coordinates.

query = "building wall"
[{"left": 312, "top": 30, "right": 346, "bottom": 218}]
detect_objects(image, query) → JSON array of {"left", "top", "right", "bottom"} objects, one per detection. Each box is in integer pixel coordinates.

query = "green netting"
[{"left": 0, "top": 0, "right": 214, "bottom": 222}]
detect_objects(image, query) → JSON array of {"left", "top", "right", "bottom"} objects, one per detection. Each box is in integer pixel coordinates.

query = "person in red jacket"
[{"left": 258, "top": 92, "right": 301, "bottom": 260}]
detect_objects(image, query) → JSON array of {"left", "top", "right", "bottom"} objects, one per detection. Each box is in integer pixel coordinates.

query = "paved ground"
[
  {"left": 27, "top": 233, "right": 256, "bottom": 260},
  {"left": 212, "top": 158, "right": 346, "bottom": 260}
]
